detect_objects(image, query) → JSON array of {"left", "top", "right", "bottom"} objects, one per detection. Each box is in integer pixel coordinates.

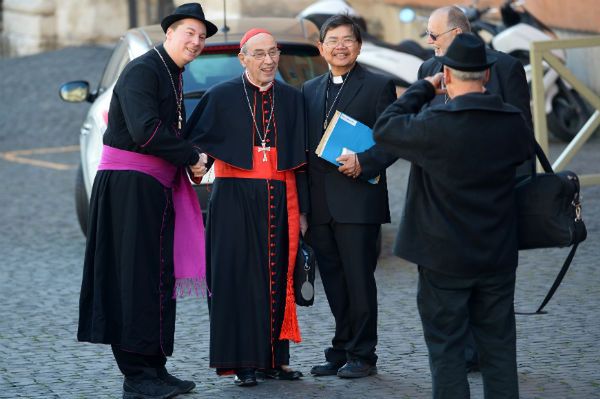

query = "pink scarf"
[{"left": 98, "top": 145, "right": 206, "bottom": 298}]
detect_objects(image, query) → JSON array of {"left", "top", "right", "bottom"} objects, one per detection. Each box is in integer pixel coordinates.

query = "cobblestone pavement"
[{"left": 1, "top": 46, "right": 599, "bottom": 399}]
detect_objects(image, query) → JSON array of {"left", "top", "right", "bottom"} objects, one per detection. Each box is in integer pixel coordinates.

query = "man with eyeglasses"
[
  {"left": 187, "top": 28, "right": 307, "bottom": 387},
  {"left": 421, "top": 6, "right": 531, "bottom": 130},
  {"left": 418, "top": 5, "right": 533, "bottom": 374},
  {"left": 302, "top": 14, "right": 397, "bottom": 379}
]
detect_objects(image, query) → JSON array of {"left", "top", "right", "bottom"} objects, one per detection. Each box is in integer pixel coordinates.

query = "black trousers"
[
  {"left": 112, "top": 345, "right": 167, "bottom": 381},
  {"left": 308, "top": 221, "right": 379, "bottom": 365},
  {"left": 417, "top": 266, "right": 518, "bottom": 399}
]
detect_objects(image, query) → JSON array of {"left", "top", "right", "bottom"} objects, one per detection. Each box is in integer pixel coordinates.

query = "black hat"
[
  {"left": 434, "top": 33, "right": 496, "bottom": 72},
  {"left": 161, "top": 2, "right": 218, "bottom": 37}
]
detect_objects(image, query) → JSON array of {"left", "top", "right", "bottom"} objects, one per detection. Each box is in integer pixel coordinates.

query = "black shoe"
[
  {"left": 123, "top": 377, "right": 178, "bottom": 399},
  {"left": 157, "top": 368, "right": 196, "bottom": 394},
  {"left": 264, "top": 367, "right": 303, "bottom": 380},
  {"left": 234, "top": 368, "right": 257, "bottom": 387},
  {"left": 337, "top": 360, "right": 377, "bottom": 378},
  {"left": 310, "top": 361, "right": 344, "bottom": 376}
]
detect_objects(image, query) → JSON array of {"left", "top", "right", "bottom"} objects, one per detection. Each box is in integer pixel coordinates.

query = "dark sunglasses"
[{"left": 425, "top": 27, "right": 457, "bottom": 41}]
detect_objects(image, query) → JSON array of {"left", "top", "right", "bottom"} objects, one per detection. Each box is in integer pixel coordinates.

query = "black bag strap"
[
  {"left": 516, "top": 242, "right": 579, "bottom": 315},
  {"left": 532, "top": 141, "right": 554, "bottom": 174},
  {"left": 517, "top": 139, "right": 582, "bottom": 315}
]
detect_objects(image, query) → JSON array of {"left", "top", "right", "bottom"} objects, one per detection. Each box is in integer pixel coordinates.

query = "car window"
[
  {"left": 98, "top": 38, "right": 130, "bottom": 94},
  {"left": 185, "top": 53, "right": 243, "bottom": 95},
  {"left": 183, "top": 47, "right": 328, "bottom": 97}
]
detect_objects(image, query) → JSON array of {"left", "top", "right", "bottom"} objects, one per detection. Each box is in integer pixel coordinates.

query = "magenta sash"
[{"left": 98, "top": 145, "right": 206, "bottom": 298}]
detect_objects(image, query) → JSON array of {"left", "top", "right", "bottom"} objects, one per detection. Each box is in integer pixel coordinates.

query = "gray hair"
[{"left": 447, "top": 67, "right": 486, "bottom": 81}]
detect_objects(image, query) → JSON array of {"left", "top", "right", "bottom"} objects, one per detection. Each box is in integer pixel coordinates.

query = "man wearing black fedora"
[
  {"left": 373, "top": 33, "right": 534, "bottom": 398},
  {"left": 419, "top": 5, "right": 533, "bottom": 375},
  {"left": 77, "top": 3, "right": 217, "bottom": 399}
]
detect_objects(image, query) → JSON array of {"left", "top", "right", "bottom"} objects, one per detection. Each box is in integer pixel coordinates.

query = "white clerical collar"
[
  {"left": 332, "top": 75, "right": 343, "bottom": 84},
  {"left": 245, "top": 70, "right": 274, "bottom": 92}
]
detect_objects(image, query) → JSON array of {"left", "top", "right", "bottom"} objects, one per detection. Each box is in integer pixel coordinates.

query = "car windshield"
[{"left": 183, "top": 45, "right": 328, "bottom": 102}]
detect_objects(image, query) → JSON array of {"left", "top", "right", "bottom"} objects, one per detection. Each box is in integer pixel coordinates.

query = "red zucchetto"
[{"left": 240, "top": 28, "right": 272, "bottom": 48}]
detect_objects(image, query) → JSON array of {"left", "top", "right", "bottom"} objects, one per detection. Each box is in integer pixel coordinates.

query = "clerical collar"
[
  {"left": 157, "top": 44, "right": 184, "bottom": 74},
  {"left": 330, "top": 69, "right": 351, "bottom": 85},
  {"left": 244, "top": 70, "right": 274, "bottom": 92}
]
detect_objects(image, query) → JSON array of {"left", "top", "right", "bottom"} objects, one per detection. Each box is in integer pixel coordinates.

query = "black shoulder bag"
[{"left": 515, "top": 141, "right": 587, "bottom": 314}]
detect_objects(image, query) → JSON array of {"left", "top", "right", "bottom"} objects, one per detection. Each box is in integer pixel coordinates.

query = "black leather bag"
[
  {"left": 294, "top": 238, "right": 316, "bottom": 307},
  {"left": 516, "top": 171, "right": 586, "bottom": 250},
  {"left": 515, "top": 142, "right": 587, "bottom": 314}
]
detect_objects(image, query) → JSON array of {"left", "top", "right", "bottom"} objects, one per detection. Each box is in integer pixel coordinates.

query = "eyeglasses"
[
  {"left": 425, "top": 27, "right": 457, "bottom": 41},
  {"left": 322, "top": 38, "right": 357, "bottom": 48},
  {"left": 247, "top": 49, "right": 281, "bottom": 61}
]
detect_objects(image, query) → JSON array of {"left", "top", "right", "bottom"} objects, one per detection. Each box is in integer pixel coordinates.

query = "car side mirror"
[{"left": 59, "top": 81, "right": 91, "bottom": 103}]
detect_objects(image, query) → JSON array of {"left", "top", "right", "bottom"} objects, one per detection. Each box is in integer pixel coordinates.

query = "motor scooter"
[{"left": 462, "top": 0, "right": 592, "bottom": 142}]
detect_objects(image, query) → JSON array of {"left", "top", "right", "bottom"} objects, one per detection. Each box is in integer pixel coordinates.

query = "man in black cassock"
[
  {"left": 302, "top": 15, "right": 396, "bottom": 379},
  {"left": 187, "top": 29, "right": 307, "bottom": 387},
  {"left": 77, "top": 4, "right": 217, "bottom": 399}
]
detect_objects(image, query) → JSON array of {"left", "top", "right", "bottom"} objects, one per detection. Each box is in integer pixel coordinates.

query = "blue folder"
[{"left": 316, "top": 111, "right": 379, "bottom": 184}]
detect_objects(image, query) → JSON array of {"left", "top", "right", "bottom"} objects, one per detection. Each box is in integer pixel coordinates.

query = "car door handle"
[{"left": 81, "top": 123, "right": 93, "bottom": 136}]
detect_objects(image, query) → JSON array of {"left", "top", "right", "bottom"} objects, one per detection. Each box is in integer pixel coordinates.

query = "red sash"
[{"left": 214, "top": 147, "right": 301, "bottom": 343}]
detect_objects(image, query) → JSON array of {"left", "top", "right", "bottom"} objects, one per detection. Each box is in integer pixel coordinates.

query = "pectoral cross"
[{"left": 258, "top": 141, "right": 271, "bottom": 162}]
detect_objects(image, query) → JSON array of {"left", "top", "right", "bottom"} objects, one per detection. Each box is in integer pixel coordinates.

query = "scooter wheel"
[{"left": 547, "top": 85, "right": 593, "bottom": 142}]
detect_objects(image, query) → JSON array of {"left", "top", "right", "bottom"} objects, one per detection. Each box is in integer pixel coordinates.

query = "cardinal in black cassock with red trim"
[{"left": 187, "top": 28, "right": 308, "bottom": 386}]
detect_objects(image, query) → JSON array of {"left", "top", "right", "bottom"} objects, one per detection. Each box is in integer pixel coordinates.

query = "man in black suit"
[
  {"left": 420, "top": 6, "right": 532, "bottom": 130},
  {"left": 302, "top": 14, "right": 397, "bottom": 378},
  {"left": 420, "top": 5, "right": 533, "bottom": 372},
  {"left": 373, "top": 33, "right": 534, "bottom": 399}
]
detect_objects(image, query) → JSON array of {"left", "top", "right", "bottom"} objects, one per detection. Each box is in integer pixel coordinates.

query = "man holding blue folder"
[{"left": 302, "top": 14, "right": 397, "bottom": 378}]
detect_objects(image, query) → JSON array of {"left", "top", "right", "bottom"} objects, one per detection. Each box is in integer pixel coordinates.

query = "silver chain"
[
  {"left": 323, "top": 67, "right": 353, "bottom": 130},
  {"left": 153, "top": 47, "right": 183, "bottom": 129},
  {"left": 241, "top": 73, "right": 275, "bottom": 144}
]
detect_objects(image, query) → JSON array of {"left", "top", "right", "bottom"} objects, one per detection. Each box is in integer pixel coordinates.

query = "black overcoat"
[{"left": 373, "top": 80, "right": 534, "bottom": 277}]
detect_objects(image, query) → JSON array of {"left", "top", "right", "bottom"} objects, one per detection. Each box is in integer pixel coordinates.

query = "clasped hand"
[
  {"left": 189, "top": 153, "right": 208, "bottom": 183},
  {"left": 336, "top": 153, "right": 362, "bottom": 179}
]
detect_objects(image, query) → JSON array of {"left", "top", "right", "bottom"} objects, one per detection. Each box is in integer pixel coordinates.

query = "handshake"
[{"left": 189, "top": 152, "right": 208, "bottom": 184}]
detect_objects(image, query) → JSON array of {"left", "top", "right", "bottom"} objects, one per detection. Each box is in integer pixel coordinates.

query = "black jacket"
[
  {"left": 302, "top": 63, "right": 397, "bottom": 224},
  {"left": 373, "top": 80, "right": 534, "bottom": 277}
]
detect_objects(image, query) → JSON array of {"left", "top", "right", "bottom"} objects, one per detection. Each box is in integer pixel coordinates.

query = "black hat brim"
[
  {"left": 434, "top": 54, "right": 497, "bottom": 72},
  {"left": 161, "top": 14, "right": 218, "bottom": 37}
]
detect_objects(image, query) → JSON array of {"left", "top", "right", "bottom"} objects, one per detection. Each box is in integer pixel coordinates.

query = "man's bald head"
[{"left": 427, "top": 6, "right": 471, "bottom": 56}]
